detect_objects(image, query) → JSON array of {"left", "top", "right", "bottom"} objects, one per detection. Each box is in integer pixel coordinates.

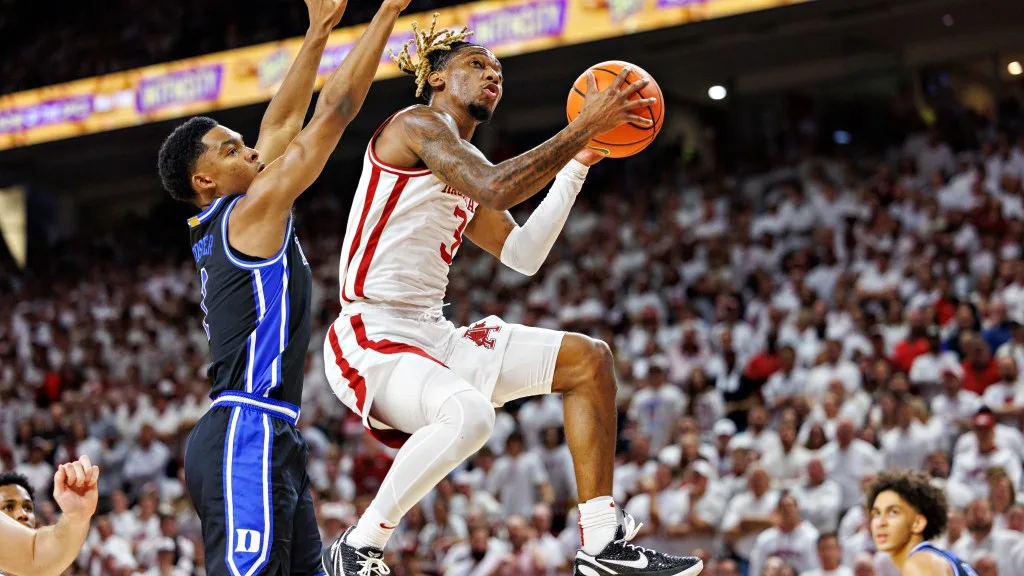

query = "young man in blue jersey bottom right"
[{"left": 868, "top": 470, "right": 980, "bottom": 576}]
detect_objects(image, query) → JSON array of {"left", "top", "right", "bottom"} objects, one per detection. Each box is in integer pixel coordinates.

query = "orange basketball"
[{"left": 566, "top": 60, "right": 664, "bottom": 158}]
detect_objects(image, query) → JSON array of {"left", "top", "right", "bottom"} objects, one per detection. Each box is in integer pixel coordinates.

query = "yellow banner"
[{"left": 0, "top": 0, "right": 810, "bottom": 150}]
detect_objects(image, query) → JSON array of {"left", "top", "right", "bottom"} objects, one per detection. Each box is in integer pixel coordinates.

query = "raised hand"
[
  {"left": 383, "top": 0, "right": 413, "bottom": 11},
  {"left": 575, "top": 67, "right": 656, "bottom": 135},
  {"left": 304, "top": 0, "right": 348, "bottom": 32},
  {"left": 52, "top": 455, "right": 100, "bottom": 524}
]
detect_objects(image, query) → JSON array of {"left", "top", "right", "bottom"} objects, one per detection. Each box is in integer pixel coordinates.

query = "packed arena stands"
[{"left": 5, "top": 80, "right": 1024, "bottom": 576}]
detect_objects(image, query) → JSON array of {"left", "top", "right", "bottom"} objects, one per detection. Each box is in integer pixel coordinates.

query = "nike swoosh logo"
[
  {"left": 598, "top": 556, "right": 649, "bottom": 570},
  {"left": 380, "top": 522, "right": 397, "bottom": 530}
]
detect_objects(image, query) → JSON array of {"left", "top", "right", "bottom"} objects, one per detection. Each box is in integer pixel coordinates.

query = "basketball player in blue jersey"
[
  {"left": 156, "top": 0, "right": 411, "bottom": 574},
  {"left": 868, "top": 471, "right": 980, "bottom": 576}
]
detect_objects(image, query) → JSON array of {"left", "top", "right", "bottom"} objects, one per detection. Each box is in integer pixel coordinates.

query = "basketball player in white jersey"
[{"left": 321, "top": 15, "right": 703, "bottom": 576}]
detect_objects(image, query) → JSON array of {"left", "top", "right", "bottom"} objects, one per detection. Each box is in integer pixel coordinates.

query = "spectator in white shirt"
[
  {"left": 820, "top": 417, "right": 884, "bottom": 510},
  {"left": 931, "top": 367, "right": 983, "bottom": 452},
  {"left": 733, "top": 406, "right": 783, "bottom": 456},
  {"left": 807, "top": 341, "right": 862, "bottom": 399},
  {"left": 799, "top": 532, "right": 854, "bottom": 576},
  {"left": 723, "top": 466, "right": 780, "bottom": 564},
  {"left": 613, "top": 435, "right": 656, "bottom": 503},
  {"left": 793, "top": 458, "right": 842, "bottom": 534},
  {"left": 623, "top": 462, "right": 688, "bottom": 549},
  {"left": 749, "top": 492, "right": 820, "bottom": 576},
  {"left": 487, "top": 432, "right": 553, "bottom": 518},
  {"left": 629, "top": 363, "right": 687, "bottom": 452},
  {"left": 925, "top": 450, "right": 976, "bottom": 509},
  {"left": 419, "top": 497, "right": 468, "bottom": 562},
  {"left": 529, "top": 503, "right": 569, "bottom": 571},
  {"left": 953, "top": 497, "right": 1024, "bottom": 576},
  {"left": 123, "top": 423, "right": 171, "bottom": 496},
  {"left": 763, "top": 346, "right": 808, "bottom": 411},
  {"left": 442, "top": 525, "right": 509, "bottom": 576},
  {"left": 880, "top": 395, "right": 936, "bottom": 471},
  {"left": 950, "top": 409, "right": 1023, "bottom": 500},
  {"left": 14, "top": 441, "right": 53, "bottom": 497},
  {"left": 665, "top": 460, "right": 727, "bottom": 556},
  {"left": 982, "top": 356, "right": 1024, "bottom": 424},
  {"left": 764, "top": 419, "right": 813, "bottom": 489}
]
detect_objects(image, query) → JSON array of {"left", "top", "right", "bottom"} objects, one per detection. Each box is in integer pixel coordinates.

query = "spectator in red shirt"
[
  {"left": 961, "top": 333, "right": 1001, "bottom": 395},
  {"left": 891, "top": 308, "right": 931, "bottom": 373}
]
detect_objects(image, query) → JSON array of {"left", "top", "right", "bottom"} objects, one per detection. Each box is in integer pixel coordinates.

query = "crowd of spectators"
[
  {"left": 0, "top": 0, "right": 475, "bottom": 97},
  {"left": 5, "top": 88, "right": 1024, "bottom": 576}
]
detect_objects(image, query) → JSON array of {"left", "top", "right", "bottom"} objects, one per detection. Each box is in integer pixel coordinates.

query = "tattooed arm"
[{"left": 400, "top": 68, "right": 654, "bottom": 211}]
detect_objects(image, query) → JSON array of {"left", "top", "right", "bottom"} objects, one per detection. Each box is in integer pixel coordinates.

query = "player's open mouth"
[
  {"left": 257, "top": 163, "right": 266, "bottom": 172},
  {"left": 482, "top": 84, "right": 499, "bottom": 98}
]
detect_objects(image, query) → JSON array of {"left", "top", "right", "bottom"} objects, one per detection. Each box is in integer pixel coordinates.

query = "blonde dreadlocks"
[{"left": 387, "top": 13, "right": 474, "bottom": 98}]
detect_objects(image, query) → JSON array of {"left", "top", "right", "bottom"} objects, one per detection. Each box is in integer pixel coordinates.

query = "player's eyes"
[
  {"left": 229, "top": 149, "right": 237, "bottom": 155},
  {"left": 472, "top": 60, "right": 482, "bottom": 68}
]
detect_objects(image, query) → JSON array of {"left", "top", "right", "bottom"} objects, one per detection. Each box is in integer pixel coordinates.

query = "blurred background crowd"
[{"left": 4, "top": 1, "right": 1024, "bottom": 576}]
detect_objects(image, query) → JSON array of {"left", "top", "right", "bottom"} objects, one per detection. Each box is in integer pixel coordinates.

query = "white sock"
[
  {"left": 578, "top": 496, "right": 619, "bottom": 555},
  {"left": 346, "top": 507, "right": 397, "bottom": 551}
]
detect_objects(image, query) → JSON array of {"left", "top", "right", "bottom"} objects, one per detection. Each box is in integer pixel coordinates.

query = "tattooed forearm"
[{"left": 405, "top": 108, "right": 596, "bottom": 211}]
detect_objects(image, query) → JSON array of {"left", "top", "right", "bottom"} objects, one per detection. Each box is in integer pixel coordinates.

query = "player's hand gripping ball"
[{"left": 566, "top": 61, "right": 664, "bottom": 158}]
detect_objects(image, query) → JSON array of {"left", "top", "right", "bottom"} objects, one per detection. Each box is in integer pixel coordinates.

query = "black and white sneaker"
[
  {"left": 573, "top": 513, "right": 703, "bottom": 576},
  {"left": 321, "top": 526, "right": 391, "bottom": 576}
]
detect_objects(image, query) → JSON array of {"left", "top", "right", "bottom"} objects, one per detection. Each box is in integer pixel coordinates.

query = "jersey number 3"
[{"left": 440, "top": 206, "right": 468, "bottom": 265}]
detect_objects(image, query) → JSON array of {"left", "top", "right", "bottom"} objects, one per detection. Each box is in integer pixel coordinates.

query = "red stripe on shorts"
[
  {"left": 327, "top": 324, "right": 367, "bottom": 412},
  {"left": 350, "top": 314, "right": 445, "bottom": 366},
  {"left": 353, "top": 175, "right": 408, "bottom": 298},
  {"left": 327, "top": 323, "right": 410, "bottom": 449}
]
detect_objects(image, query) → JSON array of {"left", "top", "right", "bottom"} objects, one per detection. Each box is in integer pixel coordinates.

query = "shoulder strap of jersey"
[
  {"left": 366, "top": 106, "right": 432, "bottom": 176},
  {"left": 187, "top": 196, "right": 230, "bottom": 229}
]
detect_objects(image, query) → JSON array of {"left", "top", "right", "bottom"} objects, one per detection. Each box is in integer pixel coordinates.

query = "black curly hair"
[
  {"left": 157, "top": 116, "right": 219, "bottom": 203},
  {"left": 0, "top": 471, "right": 36, "bottom": 501},
  {"left": 868, "top": 470, "right": 948, "bottom": 541}
]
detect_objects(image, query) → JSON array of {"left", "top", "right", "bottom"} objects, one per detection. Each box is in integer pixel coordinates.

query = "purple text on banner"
[
  {"left": 0, "top": 96, "right": 93, "bottom": 135},
  {"left": 319, "top": 43, "right": 356, "bottom": 75},
  {"left": 136, "top": 65, "right": 223, "bottom": 113},
  {"left": 469, "top": 0, "right": 567, "bottom": 47},
  {"left": 657, "top": 0, "right": 707, "bottom": 8}
]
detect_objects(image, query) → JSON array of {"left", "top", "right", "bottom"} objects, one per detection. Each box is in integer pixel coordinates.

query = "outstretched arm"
[
  {"left": 0, "top": 457, "right": 99, "bottom": 576},
  {"left": 403, "top": 69, "right": 654, "bottom": 211},
  {"left": 254, "top": 0, "right": 347, "bottom": 163},
  {"left": 239, "top": 0, "right": 410, "bottom": 224},
  {"left": 465, "top": 149, "right": 602, "bottom": 275}
]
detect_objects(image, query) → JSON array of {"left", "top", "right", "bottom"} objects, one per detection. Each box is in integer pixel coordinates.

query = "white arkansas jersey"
[{"left": 338, "top": 107, "right": 479, "bottom": 311}]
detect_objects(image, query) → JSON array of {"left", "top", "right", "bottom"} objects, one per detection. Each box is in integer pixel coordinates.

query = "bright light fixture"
[
  {"left": 1009, "top": 61, "right": 1023, "bottom": 76},
  {"left": 708, "top": 85, "right": 727, "bottom": 100}
]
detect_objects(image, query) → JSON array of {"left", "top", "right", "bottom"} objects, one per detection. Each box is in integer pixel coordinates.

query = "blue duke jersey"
[
  {"left": 188, "top": 194, "right": 312, "bottom": 407},
  {"left": 910, "top": 543, "right": 979, "bottom": 576}
]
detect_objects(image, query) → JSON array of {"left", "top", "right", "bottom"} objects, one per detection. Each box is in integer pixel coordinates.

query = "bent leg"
[
  {"left": 550, "top": 334, "right": 618, "bottom": 501},
  {"left": 347, "top": 356, "right": 495, "bottom": 549}
]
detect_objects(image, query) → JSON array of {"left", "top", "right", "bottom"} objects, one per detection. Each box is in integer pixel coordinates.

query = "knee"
[
  {"left": 558, "top": 335, "right": 617, "bottom": 397},
  {"left": 441, "top": 391, "right": 495, "bottom": 451},
  {"left": 460, "top": 392, "right": 496, "bottom": 444}
]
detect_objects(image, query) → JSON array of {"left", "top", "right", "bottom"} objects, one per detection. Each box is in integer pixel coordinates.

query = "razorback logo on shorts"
[{"left": 463, "top": 322, "right": 500, "bottom": 349}]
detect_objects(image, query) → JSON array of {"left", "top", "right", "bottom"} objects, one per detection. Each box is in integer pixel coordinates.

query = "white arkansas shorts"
[{"left": 323, "top": 304, "right": 564, "bottom": 448}]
